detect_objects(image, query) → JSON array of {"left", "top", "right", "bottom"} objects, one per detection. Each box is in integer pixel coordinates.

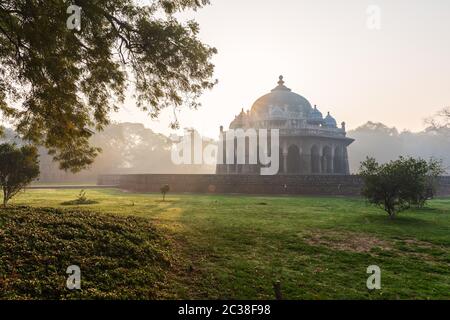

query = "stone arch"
[
  {"left": 334, "top": 146, "right": 343, "bottom": 174},
  {"left": 311, "top": 145, "right": 320, "bottom": 173},
  {"left": 279, "top": 148, "right": 285, "bottom": 174},
  {"left": 322, "top": 145, "right": 332, "bottom": 174},
  {"left": 287, "top": 145, "right": 301, "bottom": 174}
]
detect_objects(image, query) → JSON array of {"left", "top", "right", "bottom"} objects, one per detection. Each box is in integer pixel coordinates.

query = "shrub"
[
  {"left": 359, "top": 156, "right": 444, "bottom": 219},
  {"left": 160, "top": 184, "right": 170, "bottom": 201},
  {"left": 0, "top": 206, "right": 172, "bottom": 299},
  {"left": 61, "top": 190, "right": 98, "bottom": 205},
  {"left": 0, "top": 143, "right": 40, "bottom": 207}
]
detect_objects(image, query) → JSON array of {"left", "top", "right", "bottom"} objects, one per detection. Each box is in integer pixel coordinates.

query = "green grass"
[{"left": 2, "top": 188, "right": 450, "bottom": 299}]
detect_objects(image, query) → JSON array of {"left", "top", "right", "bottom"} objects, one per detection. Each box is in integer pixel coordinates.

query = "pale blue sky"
[{"left": 115, "top": 0, "right": 450, "bottom": 138}]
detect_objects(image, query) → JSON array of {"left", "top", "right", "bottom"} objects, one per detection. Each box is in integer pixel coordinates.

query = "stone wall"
[{"left": 98, "top": 174, "right": 450, "bottom": 196}]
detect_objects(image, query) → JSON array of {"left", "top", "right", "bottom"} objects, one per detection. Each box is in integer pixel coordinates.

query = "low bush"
[
  {"left": 61, "top": 190, "right": 98, "bottom": 206},
  {"left": 0, "top": 206, "right": 172, "bottom": 299}
]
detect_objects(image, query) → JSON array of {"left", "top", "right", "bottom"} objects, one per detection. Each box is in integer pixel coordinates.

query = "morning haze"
[
  {"left": 115, "top": 0, "right": 450, "bottom": 139},
  {"left": 2, "top": 0, "right": 450, "bottom": 302}
]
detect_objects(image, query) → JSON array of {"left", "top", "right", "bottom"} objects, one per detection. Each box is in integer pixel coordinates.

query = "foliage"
[
  {"left": 426, "top": 107, "right": 450, "bottom": 130},
  {"left": 61, "top": 189, "right": 98, "bottom": 205},
  {"left": 359, "top": 156, "right": 444, "bottom": 218},
  {"left": 0, "top": 206, "right": 171, "bottom": 299},
  {"left": 160, "top": 184, "right": 170, "bottom": 201},
  {"left": 0, "top": 143, "right": 40, "bottom": 207},
  {"left": 0, "top": 0, "right": 216, "bottom": 172}
]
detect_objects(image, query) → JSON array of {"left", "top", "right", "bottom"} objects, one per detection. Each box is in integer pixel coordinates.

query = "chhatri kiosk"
[{"left": 216, "top": 76, "right": 354, "bottom": 175}]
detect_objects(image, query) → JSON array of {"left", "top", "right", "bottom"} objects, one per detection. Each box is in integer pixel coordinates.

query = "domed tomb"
[{"left": 216, "top": 76, "right": 354, "bottom": 175}]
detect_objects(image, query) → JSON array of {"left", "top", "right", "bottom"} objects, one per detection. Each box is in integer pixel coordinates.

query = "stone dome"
[
  {"left": 229, "top": 108, "right": 247, "bottom": 129},
  {"left": 250, "top": 76, "right": 313, "bottom": 120},
  {"left": 324, "top": 112, "right": 337, "bottom": 128},
  {"left": 308, "top": 105, "right": 324, "bottom": 125}
]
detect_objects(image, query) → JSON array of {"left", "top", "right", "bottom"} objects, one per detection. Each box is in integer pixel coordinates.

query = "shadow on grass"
[
  {"left": 60, "top": 199, "right": 99, "bottom": 206},
  {"left": 358, "top": 213, "right": 438, "bottom": 229}
]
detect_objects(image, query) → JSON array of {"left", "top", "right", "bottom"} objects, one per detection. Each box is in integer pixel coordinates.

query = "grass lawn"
[{"left": 1, "top": 188, "right": 450, "bottom": 299}]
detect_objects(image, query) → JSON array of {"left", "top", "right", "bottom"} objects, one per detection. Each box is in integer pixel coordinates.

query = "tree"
[
  {"left": 0, "top": 143, "right": 40, "bottom": 207},
  {"left": 160, "top": 184, "right": 170, "bottom": 201},
  {"left": 427, "top": 107, "right": 450, "bottom": 130},
  {"left": 359, "top": 156, "right": 444, "bottom": 219},
  {"left": 0, "top": 0, "right": 216, "bottom": 172}
]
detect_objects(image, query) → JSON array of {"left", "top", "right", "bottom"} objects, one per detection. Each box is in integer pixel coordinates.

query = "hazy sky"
[{"left": 113, "top": 0, "right": 450, "bottom": 138}]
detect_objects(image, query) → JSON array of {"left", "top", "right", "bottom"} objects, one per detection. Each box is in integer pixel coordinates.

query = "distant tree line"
[
  {"left": 348, "top": 121, "right": 450, "bottom": 174},
  {"left": 1, "top": 118, "right": 449, "bottom": 183},
  {"left": 0, "top": 123, "right": 216, "bottom": 183}
]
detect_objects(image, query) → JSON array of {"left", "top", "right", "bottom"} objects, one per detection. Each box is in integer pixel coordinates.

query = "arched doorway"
[
  {"left": 311, "top": 145, "right": 320, "bottom": 173},
  {"left": 279, "top": 148, "right": 285, "bottom": 174},
  {"left": 287, "top": 145, "right": 301, "bottom": 173},
  {"left": 334, "top": 146, "right": 343, "bottom": 174},
  {"left": 322, "top": 146, "right": 332, "bottom": 173}
]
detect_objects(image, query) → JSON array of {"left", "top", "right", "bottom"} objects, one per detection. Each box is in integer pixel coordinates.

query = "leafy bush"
[
  {"left": 359, "top": 156, "right": 444, "bottom": 219},
  {"left": 0, "top": 206, "right": 172, "bottom": 299},
  {"left": 0, "top": 143, "right": 40, "bottom": 207}
]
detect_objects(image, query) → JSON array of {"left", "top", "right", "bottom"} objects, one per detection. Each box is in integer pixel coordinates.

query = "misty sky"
[{"left": 113, "top": 0, "right": 450, "bottom": 139}]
